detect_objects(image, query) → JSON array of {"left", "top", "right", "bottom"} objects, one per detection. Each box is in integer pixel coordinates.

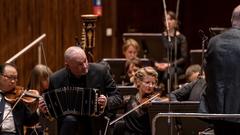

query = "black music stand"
[
  {"left": 117, "top": 85, "right": 138, "bottom": 96},
  {"left": 116, "top": 86, "right": 138, "bottom": 114},
  {"left": 209, "top": 27, "right": 227, "bottom": 37},
  {"left": 147, "top": 101, "right": 210, "bottom": 135},
  {"left": 190, "top": 49, "right": 207, "bottom": 65},
  {"left": 101, "top": 58, "right": 152, "bottom": 85},
  {"left": 123, "top": 33, "right": 165, "bottom": 61}
]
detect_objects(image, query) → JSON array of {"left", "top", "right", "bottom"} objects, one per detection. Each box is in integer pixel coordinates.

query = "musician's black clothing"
[
  {"left": 0, "top": 94, "right": 39, "bottom": 135},
  {"left": 0, "top": 132, "right": 17, "bottom": 135},
  {"left": 170, "top": 78, "right": 206, "bottom": 101},
  {"left": 160, "top": 34, "right": 188, "bottom": 70},
  {"left": 59, "top": 115, "right": 91, "bottom": 135},
  {"left": 48, "top": 63, "right": 122, "bottom": 135},
  {"left": 113, "top": 95, "right": 151, "bottom": 135},
  {"left": 156, "top": 34, "right": 188, "bottom": 91}
]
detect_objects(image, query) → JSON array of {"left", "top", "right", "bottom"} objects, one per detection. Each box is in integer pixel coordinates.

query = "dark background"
[{"left": 114, "top": 0, "right": 237, "bottom": 57}]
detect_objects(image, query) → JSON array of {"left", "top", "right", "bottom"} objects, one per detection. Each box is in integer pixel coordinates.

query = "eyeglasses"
[
  {"left": 142, "top": 81, "right": 157, "bottom": 87},
  {"left": 1, "top": 74, "right": 18, "bottom": 81}
]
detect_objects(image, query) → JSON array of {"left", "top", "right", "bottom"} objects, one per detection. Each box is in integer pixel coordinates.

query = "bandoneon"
[{"left": 43, "top": 86, "right": 100, "bottom": 118}]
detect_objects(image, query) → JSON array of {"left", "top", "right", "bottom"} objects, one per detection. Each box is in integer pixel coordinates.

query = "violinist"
[
  {"left": 0, "top": 63, "right": 39, "bottom": 135},
  {"left": 113, "top": 66, "right": 167, "bottom": 135}
]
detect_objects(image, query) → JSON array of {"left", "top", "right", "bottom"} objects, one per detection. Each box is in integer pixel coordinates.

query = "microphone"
[{"left": 198, "top": 29, "right": 208, "bottom": 41}]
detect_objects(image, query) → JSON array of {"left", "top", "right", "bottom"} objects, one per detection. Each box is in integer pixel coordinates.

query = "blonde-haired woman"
[
  {"left": 113, "top": 66, "right": 167, "bottom": 135},
  {"left": 122, "top": 38, "right": 140, "bottom": 60}
]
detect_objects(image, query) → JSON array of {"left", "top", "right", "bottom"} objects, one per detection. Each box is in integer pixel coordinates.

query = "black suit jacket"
[
  {"left": 200, "top": 27, "right": 240, "bottom": 123},
  {"left": 2, "top": 101, "right": 39, "bottom": 135},
  {"left": 48, "top": 63, "right": 122, "bottom": 115},
  {"left": 170, "top": 78, "right": 206, "bottom": 101}
]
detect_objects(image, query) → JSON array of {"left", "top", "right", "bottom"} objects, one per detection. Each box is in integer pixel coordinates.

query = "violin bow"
[{"left": 109, "top": 93, "right": 160, "bottom": 126}]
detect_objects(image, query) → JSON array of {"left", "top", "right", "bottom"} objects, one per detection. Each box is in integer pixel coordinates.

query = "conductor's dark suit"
[
  {"left": 200, "top": 27, "right": 240, "bottom": 134},
  {"left": 48, "top": 63, "right": 122, "bottom": 135}
]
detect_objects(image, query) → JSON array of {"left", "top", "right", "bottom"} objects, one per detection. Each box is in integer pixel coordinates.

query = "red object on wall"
[
  {"left": 93, "top": 0, "right": 102, "bottom": 16},
  {"left": 93, "top": 6, "right": 102, "bottom": 16}
]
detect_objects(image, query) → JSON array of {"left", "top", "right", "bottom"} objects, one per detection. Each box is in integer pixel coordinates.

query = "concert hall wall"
[{"left": 0, "top": 0, "right": 95, "bottom": 86}]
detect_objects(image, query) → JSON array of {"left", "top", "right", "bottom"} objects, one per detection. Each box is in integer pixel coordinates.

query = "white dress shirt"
[{"left": 0, "top": 93, "right": 16, "bottom": 133}]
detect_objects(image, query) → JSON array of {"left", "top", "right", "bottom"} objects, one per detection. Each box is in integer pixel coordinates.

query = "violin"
[
  {"left": 109, "top": 92, "right": 162, "bottom": 126},
  {"left": 0, "top": 86, "right": 41, "bottom": 127},
  {"left": 5, "top": 86, "right": 54, "bottom": 121},
  {"left": 137, "top": 92, "right": 159, "bottom": 104},
  {"left": 4, "top": 86, "right": 41, "bottom": 105},
  {"left": 139, "top": 92, "right": 169, "bottom": 104}
]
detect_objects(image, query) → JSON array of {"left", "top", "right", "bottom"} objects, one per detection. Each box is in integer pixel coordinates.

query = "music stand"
[
  {"left": 123, "top": 33, "right": 165, "bottom": 61},
  {"left": 190, "top": 49, "right": 207, "bottom": 65},
  {"left": 101, "top": 58, "right": 151, "bottom": 85},
  {"left": 116, "top": 85, "right": 138, "bottom": 114},
  {"left": 209, "top": 27, "right": 227, "bottom": 37},
  {"left": 117, "top": 85, "right": 138, "bottom": 96},
  {"left": 147, "top": 101, "right": 210, "bottom": 135}
]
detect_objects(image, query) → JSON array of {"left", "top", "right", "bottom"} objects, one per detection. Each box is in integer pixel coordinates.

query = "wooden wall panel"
[
  {"left": 0, "top": 0, "right": 94, "bottom": 87},
  {"left": 100, "top": 0, "right": 117, "bottom": 59}
]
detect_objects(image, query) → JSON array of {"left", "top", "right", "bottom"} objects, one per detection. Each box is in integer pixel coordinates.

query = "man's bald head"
[
  {"left": 231, "top": 5, "right": 240, "bottom": 27},
  {"left": 64, "top": 46, "right": 89, "bottom": 77},
  {"left": 64, "top": 46, "right": 86, "bottom": 62}
]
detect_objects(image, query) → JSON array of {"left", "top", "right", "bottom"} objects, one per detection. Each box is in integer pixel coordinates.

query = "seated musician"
[
  {"left": 123, "top": 57, "right": 143, "bottom": 86},
  {"left": 169, "top": 72, "right": 206, "bottom": 101},
  {"left": 26, "top": 64, "right": 57, "bottom": 135},
  {"left": 0, "top": 63, "right": 39, "bottom": 135},
  {"left": 122, "top": 38, "right": 140, "bottom": 60},
  {"left": 184, "top": 64, "right": 202, "bottom": 83},
  {"left": 39, "top": 46, "right": 123, "bottom": 135},
  {"left": 113, "top": 66, "right": 168, "bottom": 135}
]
